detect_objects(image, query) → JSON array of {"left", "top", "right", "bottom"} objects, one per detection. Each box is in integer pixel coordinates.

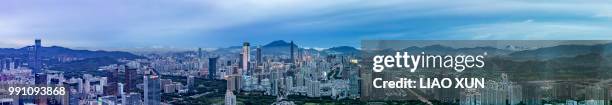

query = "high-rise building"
[
  {"left": 290, "top": 41, "right": 294, "bottom": 63},
  {"left": 118, "top": 83, "right": 125, "bottom": 95},
  {"left": 34, "top": 73, "right": 47, "bottom": 84},
  {"left": 286, "top": 76, "right": 293, "bottom": 89},
  {"left": 105, "top": 66, "right": 120, "bottom": 96},
  {"left": 225, "top": 90, "right": 236, "bottom": 105},
  {"left": 271, "top": 71, "right": 278, "bottom": 96},
  {"left": 1, "top": 60, "right": 3, "bottom": 71},
  {"left": 7, "top": 59, "right": 13, "bottom": 70},
  {"left": 298, "top": 48, "right": 303, "bottom": 62},
  {"left": 34, "top": 73, "right": 47, "bottom": 105},
  {"left": 12, "top": 58, "right": 20, "bottom": 69},
  {"left": 296, "top": 72, "right": 304, "bottom": 87},
  {"left": 126, "top": 92, "right": 142, "bottom": 105},
  {"left": 238, "top": 53, "right": 243, "bottom": 67},
  {"left": 68, "top": 88, "right": 80, "bottom": 105},
  {"left": 0, "top": 59, "right": 5, "bottom": 71},
  {"left": 125, "top": 66, "right": 137, "bottom": 93},
  {"left": 198, "top": 48, "right": 204, "bottom": 74},
  {"left": 208, "top": 57, "right": 218, "bottom": 79},
  {"left": 256, "top": 46, "right": 262, "bottom": 66},
  {"left": 187, "top": 76, "right": 195, "bottom": 90},
  {"left": 307, "top": 79, "right": 320, "bottom": 97},
  {"left": 32, "top": 39, "right": 42, "bottom": 74},
  {"left": 226, "top": 66, "right": 241, "bottom": 92},
  {"left": 242, "top": 42, "right": 249, "bottom": 75},
  {"left": 3, "top": 59, "right": 10, "bottom": 71},
  {"left": 144, "top": 69, "right": 161, "bottom": 105},
  {"left": 226, "top": 75, "right": 235, "bottom": 92},
  {"left": 198, "top": 48, "right": 203, "bottom": 59}
]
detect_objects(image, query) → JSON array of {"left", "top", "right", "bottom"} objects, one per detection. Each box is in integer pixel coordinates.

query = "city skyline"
[
  {"left": 2, "top": 0, "right": 612, "bottom": 50},
  {"left": 2, "top": 1, "right": 612, "bottom": 105}
]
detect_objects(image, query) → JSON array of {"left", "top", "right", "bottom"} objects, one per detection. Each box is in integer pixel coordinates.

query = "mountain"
[
  {"left": 503, "top": 45, "right": 532, "bottom": 51},
  {"left": 508, "top": 43, "right": 612, "bottom": 60},
  {"left": 213, "top": 46, "right": 243, "bottom": 54},
  {"left": 39, "top": 46, "right": 143, "bottom": 59},
  {"left": 212, "top": 40, "right": 362, "bottom": 56},
  {"left": 0, "top": 46, "right": 143, "bottom": 59},
  {"left": 210, "top": 40, "right": 300, "bottom": 55},
  {"left": 49, "top": 57, "right": 121, "bottom": 77},
  {"left": 488, "top": 52, "right": 612, "bottom": 81},
  {"left": 263, "top": 40, "right": 296, "bottom": 48},
  {"left": 0, "top": 45, "right": 142, "bottom": 75},
  {"left": 261, "top": 40, "right": 298, "bottom": 55},
  {"left": 397, "top": 45, "right": 512, "bottom": 55},
  {"left": 323, "top": 46, "right": 359, "bottom": 55}
]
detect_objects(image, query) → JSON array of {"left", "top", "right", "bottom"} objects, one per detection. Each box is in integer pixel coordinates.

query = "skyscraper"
[
  {"left": 126, "top": 92, "right": 142, "bottom": 105},
  {"left": 32, "top": 39, "right": 42, "bottom": 74},
  {"left": 198, "top": 48, "right": 204, "bottom": 77},
  {"left": 256, "top": 46, "right": 262, "bottom": 66},
  {"left": 34, "top": 73, "right": 47, "bottom": 105},
  {"left": 0, "top": 59, "right": 4, "bottom": 71},
  {"left": 125, "top": 65, "right": 137, "bottom": 93},
  {"left": 242, "top": 42, "right": 249, "bottom": 75},
  {"left": 290, "top": 41, "right": 294, "bottom": 63},
  {"left": 104, "top": 66, "right": 120, "bottom": 96},
  {"left": 187, "top": 76, "right": 195, "bottom": 90},
  {"left": 255, "top": 45, "right": 262, "bottom": 82},
  {"left": 209, "top": 57, "right": 218, "bottom": 79},
  {"left": 0, "top": 58, "right": 8, "bottom": 71},
  {"left": 239, "top": 53, "right": 243, "bottom": 67},
  {"left": 198, "top": 47, "right": 202, "bottom": 59},
  {"left": 225, "top": 90, "right": 236, "bottom": 105},
  {"left": 227, "top": 66, "right": 241, "bottom": 92},
  {"left": 144, "top": 69, "right": 161, "bottom": 105},
  {"left": 12, "top": 58, "right": 20, "bottom": 69}
]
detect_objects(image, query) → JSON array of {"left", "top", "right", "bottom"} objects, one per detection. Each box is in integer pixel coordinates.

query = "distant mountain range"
[
  {"left": 211, "top": 40, "right": 612, "bottom": 60},
  {"left": 394, "top": 45, "right": 513, "bottom": 56},
  {"left": 508, "top": 43, "right": 612, "bottom": 60},
  {"left": 323, "top": 46, "right": 360, "bottom": 55},
  {"left": 261, "top": 40, "right": 299, "bottom": 55},
  {"left": 0, "top": 45, "right": 142, "bottom": 75},
  {"left": 0, "top": 40, "right": 606, "bottom": 80},
  {"left": 361, "top": 43, "right": 612, "bottom": 81},
  {"left": 263, "top": 40, "right": 298, "bottom": 48},
  {"left": 212, "top": 40, "right": 359, "bottom": 55},
  {"left": 3, "top": 40, "right": 608, "bottom": 62},
  {"left": 378, "top": 43, "right": 612, "bottom": 60},
  {"left": 0, "top": 46, "right": 143, "bottom": 59},
  {"left": 43, "top": 46, "right": 143, "bottom": 59}
]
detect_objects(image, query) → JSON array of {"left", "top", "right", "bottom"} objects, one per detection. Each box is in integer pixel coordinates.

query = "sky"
[{"left": 1, "top": 0, "right": 612, "bottom": 51}]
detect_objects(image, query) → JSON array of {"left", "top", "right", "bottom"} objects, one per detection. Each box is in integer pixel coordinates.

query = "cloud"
[
  {"left": 441, "top": 20, "right": 612, "bottom": 40},
  {"left": 0, "top": 0, "right": 611, "bottom": 50}
]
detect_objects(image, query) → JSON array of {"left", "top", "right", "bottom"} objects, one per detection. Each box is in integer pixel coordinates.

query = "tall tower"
[
  {"left": 198, "top": 48, "right": 202, "bottom": 58},
  {"left": 225, "top": 90, "right": 236, "bottom": 105},
  {"left": 256, "top": 46, "right": 262, "bottom": 66},
  {"left": 242, "top": 42, "right": 249, "bottom": 75},
  {"left": 125, "top": 65, "right": 137, "bottom": 93},
  {"left": 34, "top": 73, "right": 47, "bottom": 105},
  {"left": 33, "top": 39, "right": 42, "bottom": 74},
  {"left": 208, "top": 57, "right": 218, "bottom": 79},
  {"left": 290, "top": 41, "right": 294, "bottom": 63},
  {"left": 105, "top": 66, "right": 120, "bottom": 96},
  {"left": 197, "top": 48, "right": 204, "bottom": 76},
  {"left": 144, "top": 68, "right": 161, "bottom": 105}
]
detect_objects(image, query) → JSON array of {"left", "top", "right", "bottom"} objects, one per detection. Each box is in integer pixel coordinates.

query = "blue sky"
[{"left": 1, "top": 0, "right": 612, "bottom": 51}]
